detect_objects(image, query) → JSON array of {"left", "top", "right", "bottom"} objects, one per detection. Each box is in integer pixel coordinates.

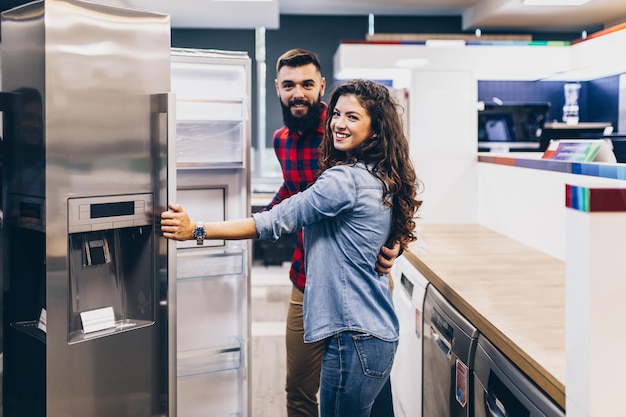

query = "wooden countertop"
[{"left": 405, "top": 223, "right": 566, "bottom": 409}]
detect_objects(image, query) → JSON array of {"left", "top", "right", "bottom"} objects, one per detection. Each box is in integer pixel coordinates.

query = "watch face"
[{"left": 193, "top": 227, "right": 204, "bottom": 239}]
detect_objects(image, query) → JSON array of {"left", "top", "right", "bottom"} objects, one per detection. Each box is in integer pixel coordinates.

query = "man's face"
[{"left": 275, "top": 63, "right": 326, "bottom": 120}]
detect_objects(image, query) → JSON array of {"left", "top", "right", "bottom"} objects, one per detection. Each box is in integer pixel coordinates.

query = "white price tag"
[{"left": 80, "top": 306, "right": 116, "bottom": 333}]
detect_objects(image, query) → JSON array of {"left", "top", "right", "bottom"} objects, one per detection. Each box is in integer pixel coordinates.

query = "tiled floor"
[{"left": 250, "top": 262, "right": 292, "bottom": 417}]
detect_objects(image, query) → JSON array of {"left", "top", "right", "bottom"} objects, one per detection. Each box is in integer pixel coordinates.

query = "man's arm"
[
  {"left": 374, "top": 242, "right": 401, "bottom": 275},
  {"left": 264, "top": 183, "right": 290, "bottom": 211}
]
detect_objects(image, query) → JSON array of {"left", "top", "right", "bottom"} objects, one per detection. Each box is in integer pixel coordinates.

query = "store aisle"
[{"left": 250, "top": 262, "right": 292, "bottom": 417}]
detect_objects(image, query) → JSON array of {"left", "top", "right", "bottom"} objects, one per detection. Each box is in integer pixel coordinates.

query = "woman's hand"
[{"left": 161, "top": 203, "right": 194, "bottom": 241}]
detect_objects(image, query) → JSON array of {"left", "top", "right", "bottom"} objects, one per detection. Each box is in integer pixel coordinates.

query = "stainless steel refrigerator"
[
  {"left": 170, "top": 47, "right": 251, "bottom": 417},
  {"left": 0, "top": 1, "right": 176, "bottom": 416}
]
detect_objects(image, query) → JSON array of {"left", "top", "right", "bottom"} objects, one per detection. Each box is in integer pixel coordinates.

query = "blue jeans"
[{"left": 319, "top": 331, "right": 398, "bottom": 417}]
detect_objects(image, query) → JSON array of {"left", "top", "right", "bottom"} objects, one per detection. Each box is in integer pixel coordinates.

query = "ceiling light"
[{"left": 522, "top": 0, "right": 591, "bottom": 6}]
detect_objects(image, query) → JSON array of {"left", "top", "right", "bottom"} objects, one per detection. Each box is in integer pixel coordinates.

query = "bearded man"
[{"left": 265, "top": 48, "right": 399, "bottom": 417}]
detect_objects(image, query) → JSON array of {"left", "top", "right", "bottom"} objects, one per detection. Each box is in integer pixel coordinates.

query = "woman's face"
[{"left": 330, "top": 93, "right": 374, "bottom": 156}]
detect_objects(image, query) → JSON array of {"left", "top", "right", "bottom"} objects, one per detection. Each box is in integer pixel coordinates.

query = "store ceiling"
[
  {"left": 118, "top": 0, "right": 626, "bottom": 32},
  {"left": 282, "top": 0, "right": 626, "bottom": 32},
  {"left": 1, "top": 0, "right": 626, "bottom": 32}
]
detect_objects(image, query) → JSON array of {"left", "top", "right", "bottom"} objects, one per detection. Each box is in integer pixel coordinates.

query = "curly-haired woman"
[{"left": 161, "top": 79, "right": 422, "bottom": 417}]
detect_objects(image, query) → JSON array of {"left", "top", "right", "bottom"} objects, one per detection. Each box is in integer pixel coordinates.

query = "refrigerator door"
[{"left": 171, "top": 48, "right": 252, "bottom": 417}]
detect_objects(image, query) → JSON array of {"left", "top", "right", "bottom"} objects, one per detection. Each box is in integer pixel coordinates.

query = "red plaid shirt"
[{"left": 265, "top": 103, "right": 327, "bottom": 291}]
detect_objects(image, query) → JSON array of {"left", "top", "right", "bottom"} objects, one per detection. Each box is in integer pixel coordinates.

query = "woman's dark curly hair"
[{"left": 318, "top": 79, "right": 422, "bottom": 249}]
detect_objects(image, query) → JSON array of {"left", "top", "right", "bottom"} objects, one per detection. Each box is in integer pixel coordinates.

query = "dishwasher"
[
  {"left": 423, "top": 285, "right": 478, "bottom": 417},
  {"left": 389, "top": 255, "right": 429, "bottom": 417},
  {"left": 473, "top": 334, "right": 565, "bottom": 417}
]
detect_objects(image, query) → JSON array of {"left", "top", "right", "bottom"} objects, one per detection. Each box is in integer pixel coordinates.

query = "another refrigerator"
[{"left": 170, "top": 48, "right": 252, "bottom": 417}]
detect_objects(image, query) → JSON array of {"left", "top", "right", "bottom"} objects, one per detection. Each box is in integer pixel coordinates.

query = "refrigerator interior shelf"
[
  {"left": 177, "top": 250, "right": 245, "bottom": 280},
  {"left": 176, "top": 120, "right": 245, "bottom": 165},
  {"left": 176, "top": 101, "right": 247, "bottom": 122},
  {"left": 177, "top": 341, "right": 242, "bottom": 377},
  {"left": 176, "top": 161, "right": 245, "bottom": 170},
  {"left": 176, "top": 366, "right": 245, "bottom": 416}
]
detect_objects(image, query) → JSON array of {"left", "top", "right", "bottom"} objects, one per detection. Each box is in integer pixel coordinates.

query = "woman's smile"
[{"left": 330, "top": 94, "right": 374, "bottom": 154}]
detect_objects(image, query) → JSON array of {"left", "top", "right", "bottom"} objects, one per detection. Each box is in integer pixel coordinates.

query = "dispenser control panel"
[{"left": 68, "top": 193, "right": 153, "bottom": 233}]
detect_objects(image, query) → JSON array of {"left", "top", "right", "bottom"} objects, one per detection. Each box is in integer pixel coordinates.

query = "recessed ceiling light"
[{"left": 523, "top": 0, "right": 591, "bottom": 5}]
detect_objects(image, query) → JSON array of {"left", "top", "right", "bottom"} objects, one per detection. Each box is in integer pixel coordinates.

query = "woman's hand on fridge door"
[{"left": 161, "top": 203, "right": 194, "bottom": 241}]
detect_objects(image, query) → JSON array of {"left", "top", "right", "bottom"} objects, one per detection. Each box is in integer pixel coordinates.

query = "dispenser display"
[{"left": 67, "top": 194, "right": 155, "bottom": 342}]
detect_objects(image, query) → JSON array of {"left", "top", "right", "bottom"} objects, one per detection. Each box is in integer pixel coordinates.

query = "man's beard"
[{"left": 281, "top": 97, "right": 323, "bottom": 134}]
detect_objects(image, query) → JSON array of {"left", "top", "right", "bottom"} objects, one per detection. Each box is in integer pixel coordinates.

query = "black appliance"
[
  {"left": 473, "top": 334, "right": 565, "bottom": 417},
  {"left": 539, "top": 122, "right": 612, "bottom": 152},
  {"left": 478, "top": 102, "right": 551, "bottom": 150}
]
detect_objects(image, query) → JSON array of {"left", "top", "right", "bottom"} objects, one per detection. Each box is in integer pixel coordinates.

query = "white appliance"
[
  {"left": 390, "top": 254, "right": 429, "bottom": 417},
  {"left": 170, "top": 48, "right": 252, "bottom": 417}
]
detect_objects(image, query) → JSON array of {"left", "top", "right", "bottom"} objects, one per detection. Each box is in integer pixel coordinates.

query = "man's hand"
[{"left": 374, "top": 242, "right": 401, "bottom": 276}]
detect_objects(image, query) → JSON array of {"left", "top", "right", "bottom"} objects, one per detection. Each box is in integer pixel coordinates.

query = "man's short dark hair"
[{"left": 276, "top": 49, "right": 322, "bottom": 74}]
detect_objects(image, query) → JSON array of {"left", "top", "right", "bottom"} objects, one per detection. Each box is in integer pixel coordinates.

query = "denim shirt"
[{"left": 253, "top": 162, "right": 399, "bottom": 343}]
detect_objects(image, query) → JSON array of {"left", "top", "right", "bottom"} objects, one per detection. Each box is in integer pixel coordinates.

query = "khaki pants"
[
  {"left": 285, "top": 285, "right": 325, "bottom": 417},
  {"left": 285, "top": 285, "right": 396, "bottom": 417}
]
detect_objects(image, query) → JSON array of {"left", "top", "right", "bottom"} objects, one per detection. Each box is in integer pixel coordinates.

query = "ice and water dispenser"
[{"left": 67, "top": 194, "right": 156, "bottom": 341}]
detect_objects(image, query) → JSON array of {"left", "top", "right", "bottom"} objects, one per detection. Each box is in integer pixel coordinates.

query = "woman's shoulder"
[
  {"left": 323, "top": 163, "right": 379, "bottom": 187},
  {"left": 324, "top": 162, "right": 369, "bottom": 173}
]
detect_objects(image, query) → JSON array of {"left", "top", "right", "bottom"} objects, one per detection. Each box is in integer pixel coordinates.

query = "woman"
[{"left": 161, "top": 79, "right": 422, "bottom": 417}]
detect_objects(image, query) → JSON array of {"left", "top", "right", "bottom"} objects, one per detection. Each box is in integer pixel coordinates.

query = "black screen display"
[{"left": 90, "top": 201, "right": 134, "bottom": 218}]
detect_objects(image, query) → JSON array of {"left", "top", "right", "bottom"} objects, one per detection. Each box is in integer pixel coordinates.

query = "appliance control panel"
[{"left": 68, "top": 193, "right": 153, "bottom": 233}]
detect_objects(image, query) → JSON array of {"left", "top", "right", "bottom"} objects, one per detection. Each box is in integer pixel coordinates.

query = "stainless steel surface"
[
  {"left": 422, "top": 285, "right": 479, "bottom": 417},
  {"left": 1, "top": 1, "right": 173, "bottom": 416}
]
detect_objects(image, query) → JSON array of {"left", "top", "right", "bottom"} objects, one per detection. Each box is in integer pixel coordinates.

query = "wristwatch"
[{"left": 193, "top": 221, "right": 205, "bottom": 246}]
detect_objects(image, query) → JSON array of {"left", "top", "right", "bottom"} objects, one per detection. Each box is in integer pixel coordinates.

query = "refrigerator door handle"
[
  {"left": 150, "top": 91, "right": 178, "bottom": 417},
  {"left": 150, "top": 91, "right": 178, "bottom": 207}
]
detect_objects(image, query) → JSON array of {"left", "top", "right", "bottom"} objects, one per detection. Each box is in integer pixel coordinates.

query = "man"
[{"left": 266, "top": 48, "right": 399, "bottom": 417}]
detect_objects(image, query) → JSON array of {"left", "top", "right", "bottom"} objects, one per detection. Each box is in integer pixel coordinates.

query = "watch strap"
[{"left": 194, "top": 221, "right": 205, "bottom": 245}]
